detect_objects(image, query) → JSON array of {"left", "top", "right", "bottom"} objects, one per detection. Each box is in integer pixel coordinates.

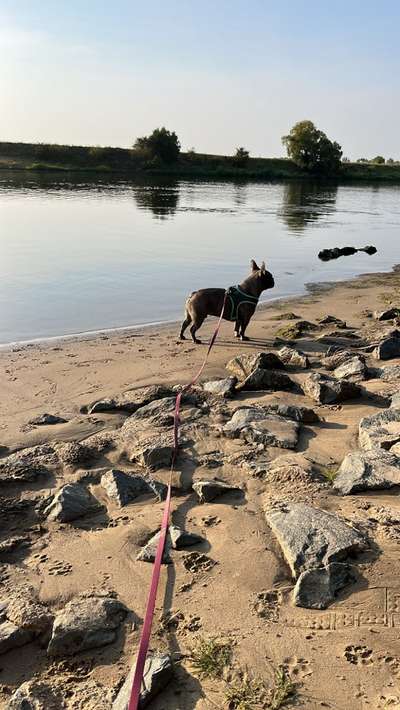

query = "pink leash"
[{"left": 128, "top": 292, "right": 228, "bottom": 709}]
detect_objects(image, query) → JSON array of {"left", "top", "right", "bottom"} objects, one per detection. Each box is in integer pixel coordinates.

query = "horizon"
[{"left": 1, "top": 1, "right": 400, "bottom": 160}]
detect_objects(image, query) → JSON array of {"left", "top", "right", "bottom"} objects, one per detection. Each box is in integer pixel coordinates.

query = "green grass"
[
  {"left": 317, "top": 464, "right": 339, "bottom": 484},
  {"left": 225, "top": 672, "right": 269, "bottom": 709},
  {"left": 269, "top": 667, "right": 296, "bottom": 709},
  {"left": 190, "top": 636, "right": 233, "bottom": 679}
]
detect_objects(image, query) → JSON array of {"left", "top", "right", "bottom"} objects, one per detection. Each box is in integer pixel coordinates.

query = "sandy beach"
[{"left": 1, "top": 265, "right": 400, "bottom": 709}]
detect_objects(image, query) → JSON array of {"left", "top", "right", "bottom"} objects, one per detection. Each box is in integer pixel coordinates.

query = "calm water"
[{"left": 1, "top": 172, "right": 400, "bottom": 345}]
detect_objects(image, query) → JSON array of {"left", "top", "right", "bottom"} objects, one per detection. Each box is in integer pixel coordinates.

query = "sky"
[{"left": 1, "top": 0, "right": 399, "bottom": 159}]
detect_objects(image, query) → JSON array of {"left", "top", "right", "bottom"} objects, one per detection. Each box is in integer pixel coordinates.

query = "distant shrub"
[
  {"left": 282, "top": 120, "right": 342, "bottom": 175},
  {"left": 371, "top": 155, "right": 385, "bottom": 164},
  {"left": 133, "top": 127, "right": 181, "bottom": 164},
  {"left": 232, "top": 146, "right": 250, "bottom": 168}
]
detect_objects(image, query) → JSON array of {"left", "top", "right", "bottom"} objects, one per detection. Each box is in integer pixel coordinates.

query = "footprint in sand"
[
  {"left": 283, "top": 656, "right": 313, "bottom": 679},
  {"left": 344, "top": 645, "right": 373, "bottom": 666}
]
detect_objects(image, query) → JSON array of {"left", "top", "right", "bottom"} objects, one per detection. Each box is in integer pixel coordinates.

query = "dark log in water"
[{"left": 318, "top": 245, "right": 377, "bottom": 261}]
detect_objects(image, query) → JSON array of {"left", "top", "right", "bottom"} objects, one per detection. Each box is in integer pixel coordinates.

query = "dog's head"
[{"left": 250, "top": 259, "right": 275, "bottom": 291}]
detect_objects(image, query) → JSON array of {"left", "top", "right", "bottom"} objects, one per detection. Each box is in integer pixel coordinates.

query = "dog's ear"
[
  {"left": 260, "top": 261, "right": 266, "bottom": 273},
  {"left": 250, "top": 259, "right": 259, "bottom": 272}
]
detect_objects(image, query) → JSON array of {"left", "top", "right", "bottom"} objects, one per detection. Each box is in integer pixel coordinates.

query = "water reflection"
[
  {"left": 131, "top": 179, "right": 180, "bottom": 219},
  {"left": 279, "top": 181, "right": 338, "bottom": 234}
]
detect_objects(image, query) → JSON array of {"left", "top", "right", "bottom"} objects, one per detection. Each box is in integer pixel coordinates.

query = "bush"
[
  {"left": 232, "top": 146, "right": 250, "bottom": 168},
  {"left": 133, "top": 127, "right": 181, "bottom": 164}
]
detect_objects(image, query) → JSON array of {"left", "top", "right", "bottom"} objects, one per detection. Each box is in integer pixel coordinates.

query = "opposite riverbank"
[{"left": 2, "top": 141, "right": 400, "bottom": 182}]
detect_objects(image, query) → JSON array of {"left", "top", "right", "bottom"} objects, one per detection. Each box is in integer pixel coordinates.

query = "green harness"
[{"left": 225, "top": 285, "right": 259, "bottom": 322}]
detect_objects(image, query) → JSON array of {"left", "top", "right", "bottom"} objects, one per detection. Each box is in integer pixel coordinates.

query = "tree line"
[{"left": 133, "top": 122, "right": 398, "bottom": 175}]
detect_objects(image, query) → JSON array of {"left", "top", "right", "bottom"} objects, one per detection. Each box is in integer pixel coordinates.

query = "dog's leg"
[
  {"left": 234, "top": 319, "right": 240, "bottom": 338},
  {"left": 239, "top": 313, "right": 252, "bottom": 341},
  {"left": 179, "top": 313, "right": 192, "bottom": 340},
  {"left": 190, "top": 316, "right": 205, "bottom": 344}
]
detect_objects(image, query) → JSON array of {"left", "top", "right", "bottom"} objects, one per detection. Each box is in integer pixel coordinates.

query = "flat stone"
[
  {"left": 193, "top": 479, "right": 242, "bottom": 503},
  {"left": 112, "top": 653, "right": 172, "bottom": 709},
  {"left": 101, "top": 469, "right": 167, "bottom": 506},
  {"left": 334, "top": 449, "right": 400, "bottom": 494},
  {"left": 222, "top": 407, "right": 299, "bottom": 449},
  {"left": 266, "top": 403, "right": 320, "bottom": 423},
  {"left": 28, "top": 413, "right": 67, "bottom": 426},
  {"left": 44, "top": 483, "right": 103, "bottom": 522},
  {"left": 203, "top": 377, "right": 237, "bottom": 398},
  {"left": 324, "top": 349, "right": 360, "bottom": 370},
  {"left": 278, "top": 346, "right": 309, "bottom": 369},
  {"left": 129, "top": 397, "right": 175, "bottom": 422},
  {"left": 265, "top": 502, "right": 364, "bottom": 579},
  {"left": 0, "top": 620, "right": 32, "bottom": 655},
  {"left": 87, "top": 385, "right": 176, "bottom": 414},
  {"left": 294, "top": 563, "right": 356, "bottom": 609},
  {"left": 0, "top": 445, "right": 58, "bottom": 484},
  {"left": 5, "top": 589, "right": 53, "bottom": 635},
  {"left": 47, "top": 594, "right": 127, "bottom": 656},
  {"left": 334, "top": 356, "right": 367, "bottom": 381},
  {"left": 169, "top": 524, "right": 203, "bottom": 549},
  {"left": 120, "top": 419, "right": 174, "bottom": 470},
  {"left": 57, "top": 442, "right": 94, "bottom": 466},
  {"left": 374, "top": 308, "right": 400, "bottom": 321},
  {"left": 7, "top": 680, "right": 65, "bottom": 709},
  {"left": 136, "top": 531, "right": 172, "bottom": 564},
  {"left": 302, "top": 373, "right": 361, "bottom": 404},
  {"left": 359, "top": 408, "right": 400, "bottom": 451},
  {"left": 378, "top": 365, "right": 400, "bottom": 382},
  {"left": 239, "top": 368, "right": 297, "bottom": 392},
  {"left": 318, "top": 315, "right": 347, "bottom": 328},
  {"left": 374, "top": 331, "right": 400, "bottom": 360}
]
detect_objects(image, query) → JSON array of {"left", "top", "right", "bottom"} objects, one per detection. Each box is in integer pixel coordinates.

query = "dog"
[{"left": 179, "top": 259, "right": 275, "bottom": 344}]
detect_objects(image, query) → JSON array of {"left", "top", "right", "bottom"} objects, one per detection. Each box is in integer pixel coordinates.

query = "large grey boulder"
[
  {"left": 43, "top": 483, "right": 102, "bottom": 522},
  {"left": 101, "top": 469, "right": 167, "bottom": 506},
  {"left": 373, "top": 330, "right": 400, "bottom": 360},
  {"left": 334, "top": 356, "right": 367, "bottom": 381},
  {"left": 265, "top": 503, "right": 364, "bottom": 578},
  {"left": 113, "top": 653, "right": 173, "bottom": 709},
  {"left": 203, "top": 377, "right": 237, "bottom": 398},
  {"left": 293, "top": 563, "right": 356, "bottom": 610},
  {"left": 378, "top": 365, "right": 400, "bottom": 382},
  {"left": 121, "top": 419, "right": 174, "bottom": 470},
  {"left": 278, "top": 346, "right": 309, "bottom": 369},
  {"left": 324, "top": 349, "right": 360, "bottom": 371},
  {"left": 7, "top": 680, "right": 65, "bottom": 709},
  {"left": 239, "top": 369, "right": 297, "bottom": 392},
  {"left": 359, "top": 408, "right": 400, "bottom": 451},
  {"left": 222, "top": 407, "right": 299, "bottom": 449},
  {"left": 334, "top": 449, "right": 400, "bottom": 494},
  {"left": 302, "top": 373, "right": 361, "bottom": 404},
  {"left": 47, "top": 594, "right": 127, "bottom": 656},
  {"left": 129, "top": 397, "right": 175, "bottom": 422},
  {"left": 193, "top": 479, "right": 242, "bottom": 503},
  {"left": 0, "top": 445, "right": 58, "bottom": 484},
  {"left": 266, "top": 403, "right": 320, "bottom": 423},
  {"left": 226, "top": 351, "right": 285, "bottom": 380}
]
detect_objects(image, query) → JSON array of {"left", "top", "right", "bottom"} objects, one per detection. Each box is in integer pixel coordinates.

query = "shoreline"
[{"left": 2, "top": 262, "right": 399, "bottom": 351}]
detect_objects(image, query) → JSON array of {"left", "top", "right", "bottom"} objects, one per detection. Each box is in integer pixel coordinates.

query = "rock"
[
  {"left": 267, "top": 403, "right": 320, "bottom": 423},
  {"left": 47, "top": 594, "right": 127, "bottom": 656},
  {"left": 265, "top": 502, "right": 364, "bottom": 579},
  {"left": 136, "top": 524, "right": 202, "bottom": 564},
  {"left": 334, "top": 356, "right": 367, "bottom": 381},
  {"left": 7, "top": 680, "right": 65, "bottom": 709},
  {"left": 378, "top": 365, "right": 400, "bottom": 382},
  {"left": 374, "top": 308, "right": 400, "bottom": 321},
  {"left": 275, "top": 320, "right": 318, "bottom": 340},
  {"left": 239, "top": 369, "right": 297, "bottom": 393},
  {"left": 374, "top": 331, "right": 400, "bottom": 360},
  {"left": 270, "top": 312, "right": 300, "bottom": 321},
  {"left": 0, "top": 620, "right": 32, "bottom": 655},
  {"left": 203, "top": 377, "right": 237, "bottom": 398},
  {"left": 324, "top": 349, "right": 361, "bottom": 371},
  {"left": 222, "top": 407, "right": 299, "bottom": 449},
  {"left": 334, "top": 449, "right": 400, "bottom": 495},
  {"left": 359, "top": 408, "right": 400, "bottom": 451},
  {"left": 6, "top": 589, "right": 53, "bottom": 635},
  {"left": 121, "top": 419, "right": 174, "bottom": 470},
  {"left": 391, "top": 393, "right": 400, "bottom": 408},
  {"left": 43, "top": 483, "right": 103, "bottom": 522},
  {"left": 0, "top": 445, "right": 58, "bottom": 484},
  {"left": 87, "top": 385, "right": 176, "bottom": 415},
  {"left": 293, "top": 563, "right": 356, "bottom": 609},
  {"left": 193, "top": 479, "right": 242, "bottom": 503},
  {"left": 112, "top": 653, "right": 172, "bottom": 709},
  {"left": 57, "top": 442, "right": 94, "bottom": 466},
  {"left": 0, "top": 536, "right": 30, "bottom": 555},
  {"left": 101, "top": 469, "right": 167, "bottom": 506},
  {"left": 28, "top": 413, "right": 67, "bottom": 426},
  {"left": 129, "top": 397, "right": 175, "bottom": 422},
  {"left": 278, "top": 346, "right": 309, "bottom": 369},
  {"left": 318, "top": 315, "right": 347, "bottom": 328},
  {"left": 226, "top": 352, "right": 285, "bottom": 380},
  {"left": 302, "top": 373, "right": 361, "bottom": 404}
]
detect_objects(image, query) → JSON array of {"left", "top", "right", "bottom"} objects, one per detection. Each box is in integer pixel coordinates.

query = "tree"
[
  {"left": 282, "top": 120, "right": 342, "bottom": 175},
  {"left": 341, "top": 156, "right": 350, "bottom": 163},
  {"left": 233, "top": 146, "right": 250, "bottom": 168},
  {"left": 387, "top": 158, "right": 394, "bottom": 164},
  {"left": 371, "top": 155, "right": 385, "bottom": 164},
  {"left": 133, "top": 127, "right": 181, "bottom": 164}
]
